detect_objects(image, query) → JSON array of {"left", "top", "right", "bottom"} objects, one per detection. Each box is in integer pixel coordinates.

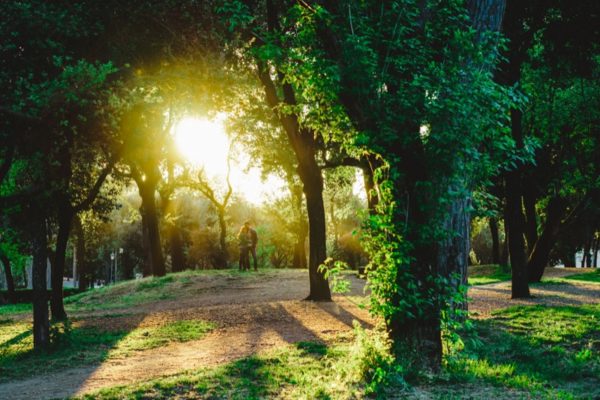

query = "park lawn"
[
  {"left": 78, "top": 304, "right": 600, "bottom": 400},
  {"left": 468, "top": 264, "right": 512, "bottom": 285},
  {"left": 564, "top": 269, "right": 600, "bottom": 284}
]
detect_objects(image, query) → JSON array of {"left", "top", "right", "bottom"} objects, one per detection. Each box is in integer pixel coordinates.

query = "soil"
[{"left": 0, "top": 268, "right": 597, "bottom": 400}]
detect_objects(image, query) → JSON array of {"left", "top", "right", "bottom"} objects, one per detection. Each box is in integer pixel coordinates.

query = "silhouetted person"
[
  {"left": 237, "top": 224, "right": 251, "bottom": 271},
  {"left": 245, "top": 221, "right": 258, "bottom": 271}
]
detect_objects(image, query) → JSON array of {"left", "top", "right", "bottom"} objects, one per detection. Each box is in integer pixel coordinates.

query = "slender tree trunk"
[
  {"left": 522, "top": 181, "right": 538, "bottom": 256},
  {"left": 169, "top": 224, "right": 186, "bottom": 272},
  {"left": 303, "top": 173, "right": 332, "bottom": 300},
  {"left": 50, "top": 205, "right": 71, "bottom": 321},
  {"left": 217, "top": 208, "right": 228, "bottom": 268},
  {"left": 138, "top": 182, "right": 165, "bottom": 276},
  {"left": 581, "top": 239, "right": 591, "bottom": 268},
  {"left": 490, "top": 217, "right": 500, "bottom": 264},
  {"left": 361, "top": 154, "right": 380, "bottom": 213},
  {"left": 0, "top": 252, "right": 16, "bottom": 303},
  {"left": 32, "top": 214, "right": 50, "bottom": 350},
  {"left": 504, "top": 108, "right": 530, "bottom": 298},
  {"left": 293, "top": 220, "right": 308, "bottom": 269},
  {"left": 527, "top": 197, "right": 567, "bottom": 282},
  {"left": 592, "top": 236, "right": 599, "bottom": 268},
  {"left": 72, "top": 215, "right": 88, "bottom": 290}
]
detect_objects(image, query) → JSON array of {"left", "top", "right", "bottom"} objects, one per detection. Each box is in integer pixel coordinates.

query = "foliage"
[{"left": 318, "top": 258, "right": 351, "bottom": 294}]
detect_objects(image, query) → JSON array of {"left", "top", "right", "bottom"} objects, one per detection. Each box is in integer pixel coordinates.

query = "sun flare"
[
  {"left": 174, "top": 116, "right": 286, "bottom": 205},
  {"left": 174, "top": 117, "right": 229, "bottom": 177}
]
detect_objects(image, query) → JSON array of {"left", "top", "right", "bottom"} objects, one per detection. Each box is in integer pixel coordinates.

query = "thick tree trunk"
[
  {"left": 138, "top": 183, "right": 165, "bottom": 276},
  {"left": 72, "top": 215, "right": 88, "bottom": 290},
  {"left": 527, "top": 197, "right": 567, "bottom": 282},
  {"left": 32, "top": 215, "right": 50, "bottom": 350},
  {"left": 50, "top": 206, "right": 71, "bottom": 321},
  {"left": 0, "top": 252, "right": 16, "bottom": 303},
  {"left": 437, "top": 194, "right": 471, "bottom": 313}
]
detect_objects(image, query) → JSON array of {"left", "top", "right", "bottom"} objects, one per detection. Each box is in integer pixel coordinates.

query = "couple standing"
[{"left": 238, "top": 221, "right": 258, "bottom": 271}]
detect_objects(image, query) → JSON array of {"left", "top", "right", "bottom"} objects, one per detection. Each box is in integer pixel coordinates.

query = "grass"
[
  {"left": 468, "top": 264, "right": 512, "bottom": 285},
  {"left": 442, "top": 304, "right": 600, "bottom": 399},
  {"left": 0, "top": 318, "right": 214, "bottom": 382},
  {"left": 564, "top": 269, "right": 600, "bottom": 284},
  {"left": 74, "top": 305, "right": 600, "bottom": 400},
  {"left": 0, "top": 302, "right": 30, "bottom": 316}
]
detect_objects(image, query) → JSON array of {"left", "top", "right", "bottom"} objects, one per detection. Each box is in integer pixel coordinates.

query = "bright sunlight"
[{"left": 174, "top": 116, "right": 285, "bottom": 204}]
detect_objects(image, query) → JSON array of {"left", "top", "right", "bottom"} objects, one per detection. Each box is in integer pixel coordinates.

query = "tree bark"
[
  {"left": 137, "top": 181, "right": 165, "bottom": 276},
  {"left": 32, "top": 214, "right": 50, "bottom": 351},
  {"left": 72, "top": 215, "right": 88, "bottom": 290},
  {"left": 522, "top": 180, "right": 539, "bottom": 256},
  {"left": 527, "top": 197, "right": 567, "bottom": 282},
  {"left": 216, "top": 207, "right": 228, "bottom": 268},
  {"left": 490, "top": 217, "right": 501, "bottom": 264},
  {"left": 168, "top": 224, "right": 186, "bottom": 272},
  {"left": 0, "top": 252, "right": 16, "bottom": 303},
  {"left": 50, "top": 205, "right": 71, "bottom": 321},
  {"left": 504, "top": 108, "right": 530, "bottom": 298}
]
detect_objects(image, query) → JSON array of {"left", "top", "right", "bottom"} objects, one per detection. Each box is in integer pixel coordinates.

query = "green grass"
[
  {"left": 0, "top": 318, "right": 214, "bottom": 382},
  {"left": 443, "top": 304, "right": 600, "bottom": 399},
  {"left": 468, "top": 264, "right": 512, "bottom": 285},
  {"left": 0, "top": 302, "right": 31, "bottom": 316},
  {"left": 564, "top": 269, "right": 600, "bottom": 284}
]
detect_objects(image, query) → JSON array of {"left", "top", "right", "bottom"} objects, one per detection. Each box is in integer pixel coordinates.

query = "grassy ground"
[
  {"left": 2, "top": 267, "right": 598, "bottom": 399},
  {"left": 468, "top": 264, "right": 512, "bottom": 285},
  {"left": 77, "top": 304, "right": 600, "bottom": 400}
]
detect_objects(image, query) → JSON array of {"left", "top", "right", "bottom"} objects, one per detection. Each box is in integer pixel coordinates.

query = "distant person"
[
  {"left": 237, "top": 224, "right": 251, "bottom": 271},
  {"left": 245, "top": 221, "right": 259, "bottom": 271}
]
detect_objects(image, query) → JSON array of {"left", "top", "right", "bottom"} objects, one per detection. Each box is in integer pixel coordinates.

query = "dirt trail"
[{"left": 0, "top": 268, "right": 597, "bottom": 400}]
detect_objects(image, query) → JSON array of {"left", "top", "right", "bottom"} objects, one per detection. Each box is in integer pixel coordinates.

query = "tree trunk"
[
  {"left": 0, "top": 252, "right": 16, "bottom": 303},
  {"left": 527, "top": 197, "right": 567, "bottom": 282},
  {"left": 437, "top": 193, "right": 471, "bottom": 314},
  {"left": 293, "top": 220, "right": 308, "bottom": 269},
  {"left": 73, "top": 215, "right": 88, "bottom": 290},
  {"left": 303, "top": 175, "right": 332, "bottom": 300},
  {"left": 168, "top": 224, "right": 186, "bottom": 272},
  {"left": 50, "top": 205, "right": 71, "bottom": 321},
  {"left": 138, "top": 183, "right": 165, "bottom": 276},
  {"left": 361, "top": 154, "right": 380, "bottom": 213},
  {"left": 581, "top": 239, "right": 591, "bottom": 268},
  {"left": 592, "top": 236, "right": 599, "bottom": 268},
  {"left": 217, "top": 207, "right": 228, "bottom": 268},
  {"left": 32, "top": 214, "right": 50, "bottom": 351},
  {"left": 522, "top": 180, "right": 538, "bottom": 256},
  {"left": 504, "top": 108, "right": 530, "bottom": 298},
  {"left": 490, "top": 217, "right": 500, "bottom": 264}
]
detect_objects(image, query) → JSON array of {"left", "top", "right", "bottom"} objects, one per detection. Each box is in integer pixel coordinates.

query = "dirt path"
[{"left": 0, "top": 268, "right": 598, "bottom": 399}]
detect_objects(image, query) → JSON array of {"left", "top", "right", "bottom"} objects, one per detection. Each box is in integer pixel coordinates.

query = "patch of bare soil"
[{"left": 0, "top": 268, "right": 597, "bottom": 399}]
